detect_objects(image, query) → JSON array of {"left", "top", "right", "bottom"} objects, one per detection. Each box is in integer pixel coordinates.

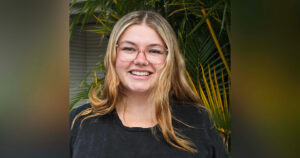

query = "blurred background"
[
  {"left": 232, "top": 0, "right": 300, "bottom": 157},
  {"left": 0, "top": 1, "right": 69, "bottom": 157}
]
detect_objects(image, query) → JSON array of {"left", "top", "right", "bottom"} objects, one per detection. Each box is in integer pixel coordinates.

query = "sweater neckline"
[{"left": 112, "top": 110, "right": 157, "bottom": 132}]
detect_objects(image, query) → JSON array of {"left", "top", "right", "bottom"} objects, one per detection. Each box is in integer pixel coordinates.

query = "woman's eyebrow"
[
  {"left": 148, "top": 43, "right": 164, "bottom": 47},
  {"left": 118, "top": 40, "right": 136, "bottom": 46},
  {"left": 119, "top": 40, "right": 164, "bottom": 47}
]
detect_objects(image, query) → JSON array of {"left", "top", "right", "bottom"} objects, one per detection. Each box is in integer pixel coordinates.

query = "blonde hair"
[{"left": 72, "top": 10, "right": 201, "bottom": 153}]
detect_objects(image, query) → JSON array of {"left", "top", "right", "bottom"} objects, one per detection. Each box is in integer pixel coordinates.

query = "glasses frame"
[{"left": 115, "top": 43, "right": 168, "bottom": 64}]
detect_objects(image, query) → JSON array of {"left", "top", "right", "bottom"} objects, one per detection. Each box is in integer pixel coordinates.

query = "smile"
[{"left": 129, "top": 71, "right": 151, "bottom": 76}]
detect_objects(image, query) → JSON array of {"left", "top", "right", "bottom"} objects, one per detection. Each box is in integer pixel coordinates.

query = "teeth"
[{"left": 131, "top": 71, "right": 150, "bottom": 76}]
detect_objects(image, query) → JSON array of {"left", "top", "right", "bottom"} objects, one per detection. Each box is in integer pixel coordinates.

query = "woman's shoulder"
[
  {"left": 70, "top": 103, "right": 91, "bottom": 119},
  {"left": 70, "top": 103, "right": 91, "bottom": 118},
  {"left": 171, "top": 102, "right": 230, "bottom": 157},
  {"left": 69, "top": 103, "right": 92, "bottom": 127},
  {"left": 171, "top": 101, "right": 214, "bottom": 129}
]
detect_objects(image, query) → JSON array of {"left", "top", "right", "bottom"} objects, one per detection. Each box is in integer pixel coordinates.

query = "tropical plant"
[
  {"left": 69, "top": 0, "right": 231, "bottom": 150},
  {"left": 186, "top": 65, "right": 230, "bottom": 150}
]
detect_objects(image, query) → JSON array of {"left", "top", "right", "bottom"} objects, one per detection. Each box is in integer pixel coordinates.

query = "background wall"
[{"left": 69, "top": 25, "right": 108, "bottom": 108}]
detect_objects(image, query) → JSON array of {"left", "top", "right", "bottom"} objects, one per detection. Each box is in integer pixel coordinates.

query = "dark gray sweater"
[{"left": 70, "top": 103, "right": 230, "bottom": 158}]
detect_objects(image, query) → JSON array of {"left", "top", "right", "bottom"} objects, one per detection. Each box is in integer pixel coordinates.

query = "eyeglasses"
[{"left": 116, "top": 42, "right": 168, "bottom": 64}]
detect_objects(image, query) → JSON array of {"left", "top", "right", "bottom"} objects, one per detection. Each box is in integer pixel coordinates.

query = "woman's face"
[{"left": 115, "top": 24, "right": 167, "bottom": 94}]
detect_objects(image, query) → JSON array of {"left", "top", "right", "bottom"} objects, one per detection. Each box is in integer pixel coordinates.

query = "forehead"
[{"left": 118, "top": 24, "right": 165, "bottom": 46}]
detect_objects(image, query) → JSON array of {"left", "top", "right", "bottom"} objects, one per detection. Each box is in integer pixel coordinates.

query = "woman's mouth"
[{"left": 129, "top": 71, "right": 152, "bottom": 76}]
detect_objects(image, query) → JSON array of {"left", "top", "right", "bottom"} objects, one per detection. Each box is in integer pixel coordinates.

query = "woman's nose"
[{"left": 133, "top": 49, "right": 149, "bottom": 65}]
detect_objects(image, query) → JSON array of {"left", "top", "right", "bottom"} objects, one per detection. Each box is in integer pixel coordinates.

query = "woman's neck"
[{"left": 116, "top": 90, "right": 157, "bottom": 128}]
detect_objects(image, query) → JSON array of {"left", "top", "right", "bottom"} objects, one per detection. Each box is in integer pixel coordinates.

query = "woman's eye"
[
  {"left": 149, "top": 49, "right": 162, "bottom": 54},
  {"left": 122, "top": 47, "right": 136, "bottom": 51}
]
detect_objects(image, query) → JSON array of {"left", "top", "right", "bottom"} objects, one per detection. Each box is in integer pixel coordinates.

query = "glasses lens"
[
  {"left": 145, "top": 46, "right": 167, "bottom": 64},
  {"left": 117, "top": 44, "right": 138, "bottom": 61}
]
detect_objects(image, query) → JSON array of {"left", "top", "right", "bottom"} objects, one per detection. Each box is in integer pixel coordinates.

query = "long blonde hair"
[{"left": 72, "top": 10, "right": 201, "bottom": 153}]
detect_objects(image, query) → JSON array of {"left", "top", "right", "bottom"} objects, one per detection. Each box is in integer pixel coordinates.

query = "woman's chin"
[
  {"left": 128, "top": 86, "right": 152, "bottom": 93},
  {"left": 131, "top": 88, "right": 150, "bottom": 93}
]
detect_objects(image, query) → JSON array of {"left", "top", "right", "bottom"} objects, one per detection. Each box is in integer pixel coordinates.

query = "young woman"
[{"left": 70, "top": 10, "right": 229, "bottom": 158}]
